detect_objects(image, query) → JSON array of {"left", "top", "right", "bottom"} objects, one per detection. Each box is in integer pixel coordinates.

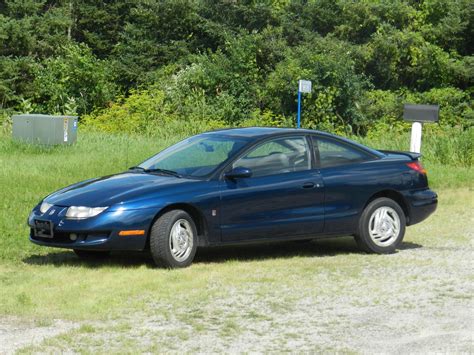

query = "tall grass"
[{"left": 353, "top": 127, "right": 473, "bottom": 167}]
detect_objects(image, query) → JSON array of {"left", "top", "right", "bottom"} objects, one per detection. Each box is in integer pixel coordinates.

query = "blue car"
[{"left": 29, "top": 127, "right": 437, "bottom": 268}]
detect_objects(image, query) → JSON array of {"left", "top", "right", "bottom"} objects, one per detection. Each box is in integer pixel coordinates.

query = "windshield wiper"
[
  {"left": 128, "top": 166, "right": 182, "bottom": 178},
  {"left": 142, "top": 168, "right": 182, "bottom": 178}
]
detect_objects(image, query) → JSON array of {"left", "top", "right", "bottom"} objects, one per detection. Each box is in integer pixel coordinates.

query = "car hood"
[{"left": 45, "top": 172, "right": 195, "bottom": 208}]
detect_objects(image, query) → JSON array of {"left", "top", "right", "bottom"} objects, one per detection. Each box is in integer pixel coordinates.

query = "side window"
[
  {"left": 313, "top": 136, "right": 373, "bottom": 168},
  {"left": 233, "top": 136, "right": 311, "bottom": 177}
]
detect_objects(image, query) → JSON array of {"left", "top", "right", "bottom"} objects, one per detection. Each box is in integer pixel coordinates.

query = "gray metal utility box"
[{"left": 12, "top": 114, "right": 78, "bottom": 145}]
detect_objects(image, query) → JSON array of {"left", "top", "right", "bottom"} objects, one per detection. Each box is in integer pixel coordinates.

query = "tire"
[
  {"left": 355, "top": 197, "right": 406, "bottom": 254},
  {"left": 149, "top": 210, "right": 198, "bottom": 268},
  {"left": 74, "top": 249, "right": 111, "bottom": 258}
]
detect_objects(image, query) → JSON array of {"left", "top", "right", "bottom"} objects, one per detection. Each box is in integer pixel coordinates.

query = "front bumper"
[
  {"left": 403, "top": 188, "right": 438, "bottom": 225},
  {"left": 28, "top": 205, "right": 158, "bottom": 251}
]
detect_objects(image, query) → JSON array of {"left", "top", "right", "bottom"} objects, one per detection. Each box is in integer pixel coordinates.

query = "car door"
[
  {"left": 312, "top": 135, "right": 379, "bottom": 234},
  {"left": 219, "top": 135, "right": 325, "bottom": 242}
]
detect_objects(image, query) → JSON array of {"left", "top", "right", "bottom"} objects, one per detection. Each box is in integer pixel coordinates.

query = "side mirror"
[{"left": 224, "top": 167, "right": 252, "bottom": 179}]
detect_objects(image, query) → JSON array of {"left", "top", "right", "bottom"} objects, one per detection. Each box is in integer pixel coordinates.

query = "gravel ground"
[
  {"left": 0, "top": 317, "right": 78, "bottom": 354},
  {"left": 2, "top": 238, "right": 472, "bottom": 354}
]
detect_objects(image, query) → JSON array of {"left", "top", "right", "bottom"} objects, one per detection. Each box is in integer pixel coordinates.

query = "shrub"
[
  {"left": 82, "top": 86, "right": 226, "bottom": 138},
  {"left": 360, "top": 87, "right": 473, "bottom": 137},
  {"left": 33, "top": 43, "right": 117, "bottom": 115},
  {"left": 264, "top": 36, "right": 369, "bottom": 133}
]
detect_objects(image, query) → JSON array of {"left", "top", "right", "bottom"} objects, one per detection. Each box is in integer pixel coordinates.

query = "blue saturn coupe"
[{"left": 29, "top": 127, "right": 437, "bottom": 268}]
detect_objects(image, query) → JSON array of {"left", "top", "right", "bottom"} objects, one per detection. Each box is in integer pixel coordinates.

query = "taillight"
[{"left": 407, "top": 161, "right": 427, "bottom": 174}]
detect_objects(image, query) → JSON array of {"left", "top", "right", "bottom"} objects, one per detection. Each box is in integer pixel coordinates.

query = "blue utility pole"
[
  {"left": 297, "top": 80, "right": 312, "bottom": 129},
  {"left": 297, "top": 90, "right": 302, "bottom": 128}
]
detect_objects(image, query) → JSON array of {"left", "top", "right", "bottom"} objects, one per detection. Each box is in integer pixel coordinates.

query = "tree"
[{"left": 33, "top": 43, "right": 117, "bottom": 114}]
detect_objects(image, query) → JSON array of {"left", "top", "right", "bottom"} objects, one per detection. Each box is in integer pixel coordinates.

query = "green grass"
[
  {"left": 352, "top": 127, "right": 474, "bottom": 167},
  {"left": 0, "top": 129, "right": 472, "bottom": 352}
]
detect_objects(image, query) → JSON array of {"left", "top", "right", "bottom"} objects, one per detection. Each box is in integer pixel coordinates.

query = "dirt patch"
[{"left": 0, "top": 316, "right": 78, "bottom": 354}]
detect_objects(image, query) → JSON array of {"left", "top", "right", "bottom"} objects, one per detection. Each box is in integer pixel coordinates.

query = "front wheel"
[
  {"left": 355, "top": 197, "right": 406, "bottom": 254},
  {"left": 149, "top": 210, "right": 197, "bottom": 268}
]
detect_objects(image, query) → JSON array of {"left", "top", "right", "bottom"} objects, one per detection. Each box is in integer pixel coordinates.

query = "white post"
[{"left": 410, "top": 121, "right": 422, "bottom": 153}]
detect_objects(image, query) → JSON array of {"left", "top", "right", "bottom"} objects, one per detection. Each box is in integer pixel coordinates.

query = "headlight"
[
  {"left": 40, "top": 201, "right": 53, "bottom": 214},
  {"left": 66, "top": 206, "right": 108, "bottom": 219}
]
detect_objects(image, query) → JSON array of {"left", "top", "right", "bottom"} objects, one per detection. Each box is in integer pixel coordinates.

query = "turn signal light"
[
  {"left": 118, "top": 230, "right": 145, "bottom": 236},
  {"left": 406, "top": 161, "right": 427, "bottom": 174}
]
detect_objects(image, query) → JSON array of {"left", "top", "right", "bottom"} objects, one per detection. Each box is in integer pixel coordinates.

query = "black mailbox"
[{"left": 403, "top": 104, "right": 439, "bottom": 122}]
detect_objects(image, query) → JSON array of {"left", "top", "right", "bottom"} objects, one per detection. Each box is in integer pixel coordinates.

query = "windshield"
[{"left": 138, "top": 135, "right": 248, "bottom": 178}]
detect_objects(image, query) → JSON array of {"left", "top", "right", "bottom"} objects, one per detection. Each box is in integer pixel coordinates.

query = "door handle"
[{"left": 302, "top": 182, "right": 315, "bottom": 189}]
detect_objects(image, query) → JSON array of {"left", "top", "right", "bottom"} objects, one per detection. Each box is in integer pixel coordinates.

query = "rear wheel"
[
  {"left": 149, "top": 210, "right": 197, "bottom": 268},
  {"left": 355, "top": 197, "right": 406, "bottom": 254},
  {"left": 73, "top": 249, "right": 110, "bottom": 258}
]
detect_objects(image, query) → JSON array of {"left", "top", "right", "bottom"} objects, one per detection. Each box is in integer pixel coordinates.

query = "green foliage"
[
  {"left": 0, "top": 0, "right": 472, "bottom": 136},
  {"left": 0, "top": 110, "right": 12, "bottom": 134},
  {"left": 0, "top": 0, "right": 70, "bottom": 58},
  {"left": 83, "top": 87, "right": 225, "bottom": 138},
  {"left": 83, "top": 89, "right": 170, "bottom": 134},
  {"left": 419, "top": 0, "right": 473, "bottom": 55},
  {"left": 355, "top": 126, "right": 474, "bottom": 168},
  {"left": 166, "top": 33, "right": 262, "bottom": 124},
  {"left": 361, "top": 87, "right": 473, "bottom": 134},
  {"left": 0, "top": 56, "right": 38, "bottom": 110},
  {"left": 112, "top": 0, "right": 204, "bottom": 87},
  {"left": 72, "top": 1, "right": 132, "bottom": 58},
  {"left": 264, "top": 36, "right": 368, "bottom": 132},
  {"left": 32, "top": 44, "right": 117, "bottom": 115},
  {"left": 366, "top": 27, "right": 463, "bottom": 90},
  {"left": 239, "top": 109, "right": 293, "bottom": 128}
]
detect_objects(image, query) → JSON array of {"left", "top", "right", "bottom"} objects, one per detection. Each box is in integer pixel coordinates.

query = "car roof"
[
  {"left": 203, "top": 126, "right": 323, "bottom": 138},
  {"left": 202, "top": 127, "right": 385, "bottom": 158}
]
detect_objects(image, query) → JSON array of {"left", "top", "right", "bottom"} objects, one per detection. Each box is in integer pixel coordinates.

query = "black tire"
[
  {"left": 74, "top": 249, "right": 111, "bottom": 258},
  {"left": 355, "top": 197, "right": 406, "bottom": 254},
  {"left": 149, "top": 210, "right": 198, "bottom": 268}
]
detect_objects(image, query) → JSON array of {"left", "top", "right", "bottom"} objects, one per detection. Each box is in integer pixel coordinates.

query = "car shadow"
[
  {"left": 23, "top": 250, "right": 155, "bottom": 268},
  {"left": 22, "top": 238, "right": 423, "bottom": 268},
  {"left": 194, "top": 236, "right": 361, "bottom": 264},
  {"left": 398, "top": 241, "right": 423, "bottom": 250}
]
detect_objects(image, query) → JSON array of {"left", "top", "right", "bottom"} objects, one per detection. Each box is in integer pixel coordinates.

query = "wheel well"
[
  {"left": 364, "top": 190, "right": 410, "bottom": 223},
  {"left": 145, "top": 203, "right": 208, "bottom": 249}
]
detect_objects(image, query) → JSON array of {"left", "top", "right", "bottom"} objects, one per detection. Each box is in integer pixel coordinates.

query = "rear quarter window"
[{"left": 312, "top": 136, "right": 374, "bottom": 168}]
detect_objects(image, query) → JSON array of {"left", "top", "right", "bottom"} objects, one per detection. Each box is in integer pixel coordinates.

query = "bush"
[
  {"left": 0, "top": 111, "right": 12, "bottom": 134},
  {"left": 32, "top": 43, "right": 117, "bottom": 115},
  {"left": 264, "top": 36, "right": 369, "bottom": 133},
  {"left": 360, "top": 87, "right": 473, "bottom": 136},
  {"left": 163, "top": 33, "right": 262, "bottom": 124},
  {"left": 82, "top": 86, "right": 225, "bottom": 138}
]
